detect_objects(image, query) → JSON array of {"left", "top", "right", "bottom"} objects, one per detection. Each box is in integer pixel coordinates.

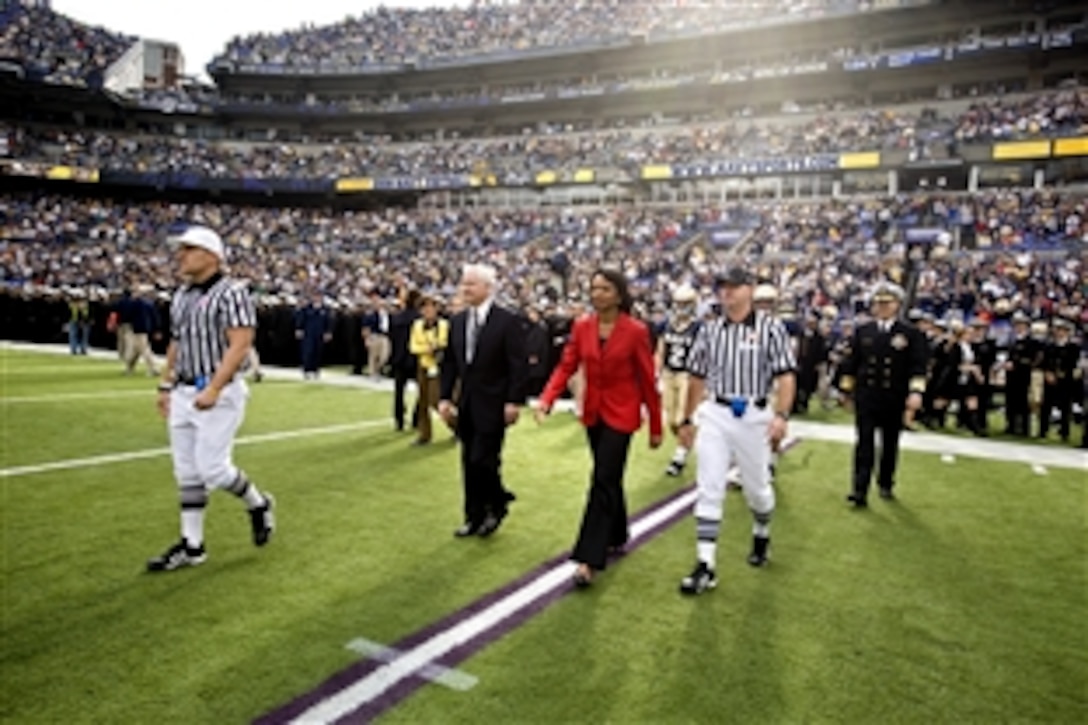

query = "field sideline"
[{"left": 1, "top": 344, "right": 1085, "bottom": 724}]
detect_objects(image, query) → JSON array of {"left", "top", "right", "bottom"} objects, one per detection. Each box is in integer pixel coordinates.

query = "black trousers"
[
  {"left": 1039, "top": 385, "right": 1072, "bottom": 440},
  {"left": 300, "top": 337, "right": 324, "bottom": 373},
  {"left": 571, "top": 423, "right": 633, "bottom": 570},
  {"left": 1004, "top": 377, "right": 1030, "bottom": 436},
  {"left": 853, "top": 400, "right": 904, "bottom": 499},
  {"left": 458, "top": 408, "right": 509, "bottom": 525},
  {"left": 392, "top": 365, "right": 419, "bottom": 430}
]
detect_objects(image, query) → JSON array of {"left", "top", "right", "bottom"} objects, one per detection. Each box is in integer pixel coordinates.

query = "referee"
[
  {"left": 147, "top": 225, "right": 275, "bottom": 572},
  {"left": 676, "top": 267, "right": 796, "bottom": 595}
]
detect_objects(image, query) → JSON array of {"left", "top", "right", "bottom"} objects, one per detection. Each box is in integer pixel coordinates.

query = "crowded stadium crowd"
[
  {"left": 2, "top": 189, "right": 1084, "bottom": 449},
  {"left": 0, "top": 0, "right": 874, "bottom": 87},
  {"left": 212, "top": 0, "right": 854, "bottom": 70},
  {"left": 0, "top": 1, "right": 134, "bottom": 86},
  {"left": 2, "top": 192, "right": 1084, "bottom": 324},
  {"left": 0, "top": 1, "right": 1084, "bottom": 451},
  {"left": 4, "top": 87, "right": 1086, "bottom": 182}
]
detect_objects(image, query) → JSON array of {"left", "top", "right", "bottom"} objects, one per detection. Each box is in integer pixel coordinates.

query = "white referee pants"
[
  {"left": 169, "top": 381, "right": 249, "bottom": 492},
  {"left": 694, "top": 400, "right": 775, "bottom": 521}
]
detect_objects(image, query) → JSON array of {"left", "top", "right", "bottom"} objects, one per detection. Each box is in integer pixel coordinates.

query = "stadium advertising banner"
[
  {"left": 992, "top": 141, "right": 1052, "bottom": 161},
  {"left": 1053, "top": 137, "right": 1088, "bottom": 158},
  {"left": 838, "top": 152, "right": 881, "bottom": 170},
  {"left": 669, "top": 154, "right": 839, "bottom": 179},
  {"left": 335, "top": 177, "right": 375, "bottom": 192},
  {"left": 98, "top": 171, "right": 331, "bottom": 193},
  {"left": 0, "top": 160, "right": 99, "bottom": 183},
  {"left": 641, "top": 165, "right": 674, "bottom": 181}
]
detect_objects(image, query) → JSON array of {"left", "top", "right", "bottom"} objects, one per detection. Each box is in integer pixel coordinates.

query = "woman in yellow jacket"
[{"left": 409, "top": 295, "right": 451, "bottom": 445}]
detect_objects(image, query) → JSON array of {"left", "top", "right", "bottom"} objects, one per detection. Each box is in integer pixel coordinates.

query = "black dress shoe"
[
  {"left": 477, "top": 512, "right": 506, "bottom": 537},
  {"left": 454, "top": 522, "right": 481, "bottom": 538},
  {"left": 878, "top": 487, "right": 896, "bottom": 501},
  {"left": 846, "top": 493, "right": 868, "bottom": 508}
]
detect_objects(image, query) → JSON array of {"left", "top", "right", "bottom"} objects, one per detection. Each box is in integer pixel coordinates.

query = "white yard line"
[
  {"left": 6, "top": 343, "right": 1084, "bottom": 472},
  {"left": 0, "top": 364, "right": 130, "bottom": 375},
  {"left": 0, "top": 390, "right": 152, "bottom": 404},
  {"left": 789, "top": 421, "right": 1087, "bottom": 472},
  {"left": 345, "top": 639, "right": 478, "bottom": 692},
  {"left": 289, "top": 488, "right": 697, "bottom": 724},
  {"left": 0, "top": 420, "right": 387, "bottom": 478}
]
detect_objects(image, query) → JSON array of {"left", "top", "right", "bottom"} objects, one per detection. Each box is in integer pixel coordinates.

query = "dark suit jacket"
[
  {"left": 441, "top": 303, "right": 527, "bottom": 433},
  {"left": 389, "top": 308, "right": 419, "bottom": 372},
  {"left": 840, "top": 319, "right": 928, "bottom": 406}
]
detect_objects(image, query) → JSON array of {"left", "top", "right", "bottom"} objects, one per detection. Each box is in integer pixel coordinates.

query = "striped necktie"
[{"left": 467, "top": 309, "right": 480, "bottom": 364}]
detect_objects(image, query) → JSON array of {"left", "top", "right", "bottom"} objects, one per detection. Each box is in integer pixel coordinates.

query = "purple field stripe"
[
  {"left": 338, "top": 486, "right": 697, "bottom": 723},
  {"left": 255, "top": 483, "right": 696, "bottom": 725}
]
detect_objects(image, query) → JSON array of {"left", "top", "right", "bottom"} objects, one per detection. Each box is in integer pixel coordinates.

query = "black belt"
[
  {"left": 715, "top": 396, "right": 767, "bottom": 418},
  {"left": 176, "top": 375, "right": 232, "bottom": 387},
  {"left": 716, "top": 396, "right": 767, "bottom": 408}
]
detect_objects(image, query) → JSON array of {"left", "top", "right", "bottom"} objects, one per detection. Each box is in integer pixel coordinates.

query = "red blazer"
[{"left": 540, "top": 313, "right": 662, "bottom": 437}]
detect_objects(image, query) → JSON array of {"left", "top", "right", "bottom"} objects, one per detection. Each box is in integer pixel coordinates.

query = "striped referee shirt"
[
  {"left": 686, "top": 310, "right": 796, "bottom": 399},
  {"left": 170, "top": 273, "right": 256, "bottom": 380}
]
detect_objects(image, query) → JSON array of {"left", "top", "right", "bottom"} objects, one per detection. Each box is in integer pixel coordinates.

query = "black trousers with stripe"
[
  {"left": 571, "top": 422, "right": 633, "bottom": 571},
  {"left": 853, "top": 396, "right": 904, "bottom": 498}
]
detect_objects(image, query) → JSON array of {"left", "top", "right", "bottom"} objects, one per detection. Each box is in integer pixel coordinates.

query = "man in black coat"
[
  {"left": 1040, "top": 318, "right": 1080, "bottom": 442},
  {"left": 793, "top": 310, "right": 828, "bottom": 415},
  {"left": 388, "top": 290, "right": 421, "bottom": 432},
  {"left": 838, "top": 282, "right": 928, "bottom": 507},
  {"left": 1003, "top": 311, "right": 1036, "bottom": 437},
  {"left": 523, "top": 306, "right": 551, "bottom": 398},
  {"left": 439, "top": 264, "right": 527, "bottom": 538}
]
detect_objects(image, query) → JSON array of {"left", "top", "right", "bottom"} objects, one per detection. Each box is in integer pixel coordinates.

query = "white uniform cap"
[
  {"left": 168, "top": 225, "right": 225, "bottom": 261},
  {"left": 753, "top": 284, "right": 778, "bottom": 302},
  {"left": 672, "top": 285, "right": 697, "bottom": 303}
]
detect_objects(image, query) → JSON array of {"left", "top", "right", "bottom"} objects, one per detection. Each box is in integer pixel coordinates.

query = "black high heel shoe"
[{"left": 573, "top": 564, "right": 594, "bottom": 588}]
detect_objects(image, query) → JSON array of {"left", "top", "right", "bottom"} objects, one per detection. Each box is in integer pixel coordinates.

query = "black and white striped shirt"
[
  {"left": 686, "top": 310, "right": 796, "bottom": 399},
  {"left": 170, "top": 274, "right": 256, "bottom": 380}
]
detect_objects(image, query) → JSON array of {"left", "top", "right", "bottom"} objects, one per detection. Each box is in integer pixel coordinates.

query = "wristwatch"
[
  {"left": 775, "top": 411, "right": 789, "bottom": 422},
  {"left": 680, "top": 418, "right": 693, "bottom": 427}
]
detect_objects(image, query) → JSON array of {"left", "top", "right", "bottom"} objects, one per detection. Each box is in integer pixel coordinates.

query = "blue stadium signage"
[{"left": 672, "top": 154, "right": 840, "bottom": 178}]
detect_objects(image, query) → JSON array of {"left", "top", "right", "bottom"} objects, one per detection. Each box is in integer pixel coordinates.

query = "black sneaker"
[
  {"left": 747, "top": 535, "right": 770, "bottom": 567},
  {"left": 249, "top": 493, "right": 276, "bottom": 547},
  {"left": 147, "top": 540, "right": 206, "bottom": 572},
  {"left": 665, "top": 460, "right": 685, "bottom": 477},
  {"left": 679, "top": 561, "right": 717, "bottom": 595}
]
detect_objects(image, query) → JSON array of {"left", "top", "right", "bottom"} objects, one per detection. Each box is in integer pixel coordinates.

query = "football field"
[{"left": 1, "top": 346, "right": 1085, "bottom": 724}]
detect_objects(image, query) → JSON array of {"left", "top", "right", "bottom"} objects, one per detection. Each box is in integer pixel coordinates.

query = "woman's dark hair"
[{"left": 592, "top": 268, "right": 633, "bottom": 314}]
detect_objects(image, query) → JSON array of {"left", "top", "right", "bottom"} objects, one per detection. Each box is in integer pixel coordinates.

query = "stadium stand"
[
  {"left": 0, "top": 0, "right": 1085, "bottom": 446},
  {"left": 0, "top": 1, "right": 134, "bottom": 87},
  {"left": 212, "top": 0, "right": 864, "bottom": 71}
]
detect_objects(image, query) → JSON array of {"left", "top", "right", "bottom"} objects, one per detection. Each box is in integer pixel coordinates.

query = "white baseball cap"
[{"left": 168, "top": 225, "right": 225, "bottom": 261}]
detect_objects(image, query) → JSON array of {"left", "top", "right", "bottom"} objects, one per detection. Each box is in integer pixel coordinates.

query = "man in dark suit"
[
  {"left": 389, "top": 290, "right": 421, "bottom": 432},
  {"left": 1003, "top": 311, "right": 1035, "bottom": 437},
  {"left": 294, "top": 291, "right": 334, "bottom": 379},
  {"left": 838, "top": 281, "right": 928, "bottom": 507},
  {"left": 439, "top": 264, "right": 527, "bottom": 538}
]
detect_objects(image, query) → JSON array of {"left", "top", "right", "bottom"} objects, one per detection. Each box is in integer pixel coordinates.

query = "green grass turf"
[{"left": 1, "top": 350, "right": 1085, "bottom": 723}]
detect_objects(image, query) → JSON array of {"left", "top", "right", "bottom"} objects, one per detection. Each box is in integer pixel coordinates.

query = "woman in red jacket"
[{"left": 536, "top": 269, "right": 663, "bottom": 587}]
